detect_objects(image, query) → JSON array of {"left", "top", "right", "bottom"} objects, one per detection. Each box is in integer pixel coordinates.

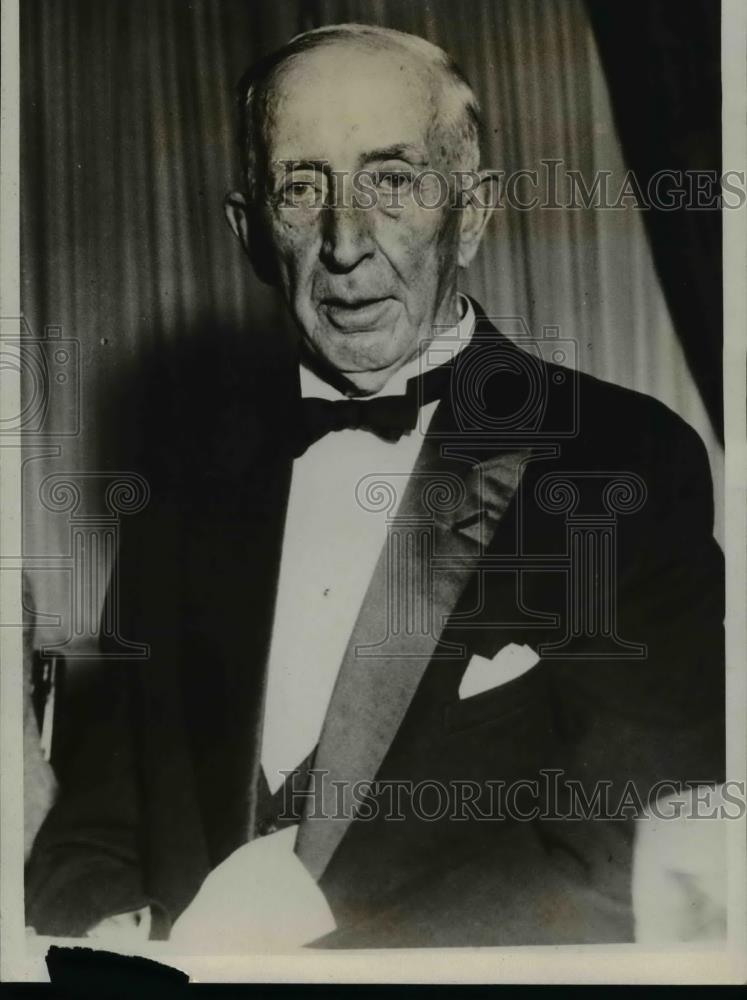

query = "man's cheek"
[
  {"left": 271, "top": 213, "right": 322, "bottom": 254},
  {"left": 273, "top": 230, "right": 318, "bottom": 292},
  {"left": 375, "top": 211, "right": 444, "bottom": 272},
  {"left": 382, "top": 236, "right": 444, "bottom": 292}
]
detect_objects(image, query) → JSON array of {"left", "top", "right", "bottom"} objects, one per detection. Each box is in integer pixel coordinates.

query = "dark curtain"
[{"left": 586, "top": 0, "right": 723, "bottom": 442}]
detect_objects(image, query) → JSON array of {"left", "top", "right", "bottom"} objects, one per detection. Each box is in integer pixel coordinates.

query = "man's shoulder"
[
  {"left": 528, "top": 358, "right": 714, "bottom": 522},
  {"left": 123, "top": 326, "right": 294, "bottom": 492},
  {"left": 510, "top": 339, "right": 706, "bottom": 467},
  {"left": 461, "top": 327, "right": 712, "bottom": 508},
  {"left": 468, "top": 310, "right": 704, "bottom": 466},
  {"left": 570, "top": 362, "right": 696, "bottom": 440}
]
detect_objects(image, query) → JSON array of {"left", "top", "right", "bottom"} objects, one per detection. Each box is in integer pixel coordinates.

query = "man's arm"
[{"left": 24, "top": 661, "right": 158, "bottom": 937}]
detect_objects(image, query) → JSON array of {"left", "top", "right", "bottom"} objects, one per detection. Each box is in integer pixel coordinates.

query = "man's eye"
[
  {"left": 374, "top": 171, "right": 413, "bottom": 193},
  {"left": 282, "top": 181, "right": 325, "bottom": 207}
]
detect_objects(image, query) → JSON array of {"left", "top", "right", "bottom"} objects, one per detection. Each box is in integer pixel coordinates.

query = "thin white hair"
[{"left": 236, "top": 22, "right": 483, "bottom": 198}]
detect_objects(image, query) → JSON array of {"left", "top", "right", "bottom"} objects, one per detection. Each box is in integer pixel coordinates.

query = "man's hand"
[
  {"left": 86, "top": 906, "right": 152, "bottom": 943},
  {"left": 170, "top": 825, "right": 336, "bottom": 952}
]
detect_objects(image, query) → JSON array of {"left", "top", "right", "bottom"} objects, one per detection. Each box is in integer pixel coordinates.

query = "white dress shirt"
[{"left": 260, "top": 295, "right": 477, "bottom": 793}]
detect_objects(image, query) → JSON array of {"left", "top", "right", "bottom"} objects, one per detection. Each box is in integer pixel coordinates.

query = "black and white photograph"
[{"left": 1, "top": 0, "right": 746, "bottom": 986}]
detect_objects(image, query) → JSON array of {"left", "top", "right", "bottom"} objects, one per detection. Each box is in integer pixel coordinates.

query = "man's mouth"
[{"left": 320, "top": 296, "right": 395, "bottom": 332}]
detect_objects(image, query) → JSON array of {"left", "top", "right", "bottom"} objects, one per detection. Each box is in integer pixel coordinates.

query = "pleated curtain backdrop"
[{"left": 21, "top": 0, "right": 723, "bottom": 654}]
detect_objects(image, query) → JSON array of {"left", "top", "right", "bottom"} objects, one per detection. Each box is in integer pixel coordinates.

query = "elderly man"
[{"left": 26, "top": 24, "right": 724, "bottom": 948}]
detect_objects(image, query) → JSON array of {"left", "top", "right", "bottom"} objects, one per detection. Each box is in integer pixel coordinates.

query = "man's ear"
[
  {"left": 457, "top": 171, "right": 495, "bottom": 269},
  {"left": 224, "top": 190, "right": 278, "bottom": 286},
  {"left": 224, "top": 191, "right": 252, "bottom": 252}
]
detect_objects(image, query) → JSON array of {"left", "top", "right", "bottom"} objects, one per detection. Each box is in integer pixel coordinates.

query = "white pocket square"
[{"left": 458, "top": 643, "right": 540, "bottom": 700}]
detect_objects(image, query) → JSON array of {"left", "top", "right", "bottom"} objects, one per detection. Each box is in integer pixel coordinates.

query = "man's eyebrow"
[
  {"left": 360, "top": 144, "right": 428, "bottom": 164},
  {"left": 273, "top": 159, "right": 329, "bottom": 173},
  {"left": 271, "top": 145, "right": 429, "bottom": 174}
]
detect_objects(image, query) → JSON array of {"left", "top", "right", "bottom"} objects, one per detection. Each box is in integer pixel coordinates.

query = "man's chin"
[
  {"left": 336, "top": 367, "right": 400, "bottom": 395},
  {"left": 315, "top": 356, "right": 404, "bottom": 395},
  {"left": 309, "top": 333, "right": 412, "bottom": 392}
]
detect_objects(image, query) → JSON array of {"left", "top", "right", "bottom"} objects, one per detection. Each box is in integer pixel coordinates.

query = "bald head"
[{"left": 237, "top": 24, "right": 483, "bottom": 199}]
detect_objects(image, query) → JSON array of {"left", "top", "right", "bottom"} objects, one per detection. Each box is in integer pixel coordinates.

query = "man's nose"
[{"left": 320, "top": 195, "right": 375, "bottom": 272}]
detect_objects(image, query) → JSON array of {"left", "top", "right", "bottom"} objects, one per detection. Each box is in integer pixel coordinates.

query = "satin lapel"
[
  {"left": 199, "top": 363, "right": 297, "bottom": 847},
  {"left": 237, "top": 451, "right": 293, "bottom": 841},
  {"left": 295, "top": 384, "right": 532, "bottom": 878}
]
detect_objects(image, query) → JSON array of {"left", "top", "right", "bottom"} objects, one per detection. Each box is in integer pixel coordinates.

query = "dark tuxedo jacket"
[{"left": 26, "top": 304, "right": 725, "bottom": 946}]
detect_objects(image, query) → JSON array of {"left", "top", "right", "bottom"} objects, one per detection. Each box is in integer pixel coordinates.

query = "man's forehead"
[{"left": 264, "top": 42, "right": 440, "bottom": 162}]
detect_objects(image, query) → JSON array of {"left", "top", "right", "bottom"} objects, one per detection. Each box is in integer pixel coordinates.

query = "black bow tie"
[{"left": 293, "top": 362, "right": 452, "bottom": 457}]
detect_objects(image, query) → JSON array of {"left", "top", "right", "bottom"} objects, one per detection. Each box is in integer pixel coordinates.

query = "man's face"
[{"left": 234, "top": 43, "right": 473, "bottom": 394}]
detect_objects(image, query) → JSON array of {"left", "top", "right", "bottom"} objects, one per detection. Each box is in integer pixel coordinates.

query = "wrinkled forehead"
[{"left": 259, "top": 41, "right": 447, "bottom": 167}]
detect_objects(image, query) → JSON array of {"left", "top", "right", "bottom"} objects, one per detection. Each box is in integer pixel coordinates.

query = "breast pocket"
[{"left": 442, "top": 663, "right": 546, "bottom": 735}]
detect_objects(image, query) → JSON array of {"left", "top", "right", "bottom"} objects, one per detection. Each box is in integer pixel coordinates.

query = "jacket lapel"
[
  {"left": 295, "top": 341, "right": 533, "bottom": 877},
  {"left": 186, "top": 359, "right": 298, "bottom": 857}
]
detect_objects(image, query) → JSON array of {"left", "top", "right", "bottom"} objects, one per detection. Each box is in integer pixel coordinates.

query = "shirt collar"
[{"left": 299, "top": 293, "right": 477, "bottom": 401}]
